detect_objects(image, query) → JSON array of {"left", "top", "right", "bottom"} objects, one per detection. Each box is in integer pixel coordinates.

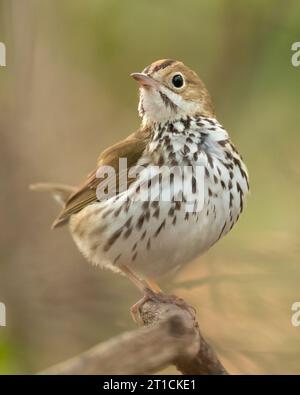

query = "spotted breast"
[{"left": 70, "top": 115, "right": 249, "bottom": 278}]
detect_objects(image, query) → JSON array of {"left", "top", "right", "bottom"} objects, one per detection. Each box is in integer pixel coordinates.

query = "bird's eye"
[{"left": 172, "top": 74, "right": 184, "bottom": 88}]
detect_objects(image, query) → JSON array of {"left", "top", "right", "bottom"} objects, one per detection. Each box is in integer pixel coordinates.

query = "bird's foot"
[
  {"left": 130, "top": 288, "right": 196, "bottom": 324},
  {"left": 130, "top": 287, "right": 157, "bottom": 324}
]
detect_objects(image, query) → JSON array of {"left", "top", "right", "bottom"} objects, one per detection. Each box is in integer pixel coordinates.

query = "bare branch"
[{"left": 41, "top": 295, "right": 228, "bottom": 375}]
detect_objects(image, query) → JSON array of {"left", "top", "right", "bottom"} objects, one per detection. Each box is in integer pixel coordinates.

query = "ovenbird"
[{"left": 31, "top": 59, "right": 249, "bottom": 312}]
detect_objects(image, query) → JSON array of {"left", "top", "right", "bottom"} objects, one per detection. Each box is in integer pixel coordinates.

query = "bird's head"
[{"left": 131, "top": 59, "right": 215, "bottom": 125}]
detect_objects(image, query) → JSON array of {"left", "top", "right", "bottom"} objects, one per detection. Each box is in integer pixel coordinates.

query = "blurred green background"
[{"left": 0, "top": 0, "right": 300, "bottom": 374}]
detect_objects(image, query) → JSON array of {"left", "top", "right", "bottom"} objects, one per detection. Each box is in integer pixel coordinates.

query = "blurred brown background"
[{"left": 0, "top": 0, "right": 300, "bottom": 374}]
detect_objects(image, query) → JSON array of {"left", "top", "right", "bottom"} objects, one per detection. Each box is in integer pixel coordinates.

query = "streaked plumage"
[{"left": 35, "top": 59, "right": 249, "bottom": 290}]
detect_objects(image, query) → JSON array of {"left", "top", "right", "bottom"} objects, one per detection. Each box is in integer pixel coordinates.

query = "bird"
[{"left": 31, "top": 59, "right": 249, "bottom": 316}]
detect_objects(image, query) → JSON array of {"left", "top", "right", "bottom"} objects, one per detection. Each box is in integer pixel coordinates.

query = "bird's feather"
[
  {"left": 52, "top": 127, "right": 152, "bottom": 228},
  {"left": 29, "top": 183, "right": 76, "bottom": 206}
]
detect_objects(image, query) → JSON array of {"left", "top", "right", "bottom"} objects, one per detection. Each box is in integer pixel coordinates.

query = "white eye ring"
[{"left": 171, "top": 73, "right": 185, "bottom": 88}]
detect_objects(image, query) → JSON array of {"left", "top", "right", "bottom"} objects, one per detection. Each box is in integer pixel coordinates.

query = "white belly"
[
  {"left": 70, "top": 164, "right": 244, "bottom": 278},
  {"left": 69, "top": 117, "right": 249, "bottom": 279}
]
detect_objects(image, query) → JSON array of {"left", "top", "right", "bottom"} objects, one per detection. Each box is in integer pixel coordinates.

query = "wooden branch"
[{"left": 40, "top": 294, "right": 228, "bottom": 375}]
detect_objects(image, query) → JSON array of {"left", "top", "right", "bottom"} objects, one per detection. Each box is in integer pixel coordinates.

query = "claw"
[
  {"left": 130, "top": 288, "right": 196, "bottom": 324},
  {"left": 130, "top": 287, "right": 157, "bottom": 324}
]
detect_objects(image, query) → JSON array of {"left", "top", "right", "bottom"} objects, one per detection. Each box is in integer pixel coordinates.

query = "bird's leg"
[
  {"left": 119, "top": 265, "right": 163, "bottom": 294},
  {"left": 130, "top": 278, "right": 163, "bottom": 321},
  {"left": 119, "top": 265, "right": 195, "bottom": 322},
  {"left": 119, "top": 265, "right": 164, "bottom": 322},
  {"left": 119, "top": 265, "right": 147, "bottom": 293},
  {"left": 144, "top": 277, "right": 163, "bottom": 294}
]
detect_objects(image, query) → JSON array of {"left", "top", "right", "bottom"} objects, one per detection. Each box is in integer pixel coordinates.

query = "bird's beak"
[{"left": 130, "top": 73, "right": 159, "bottom": 89}]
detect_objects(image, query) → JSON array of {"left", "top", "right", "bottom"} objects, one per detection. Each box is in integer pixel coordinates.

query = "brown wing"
[{"left": 52, "top": 127, "right": 151, "bottom": 229}]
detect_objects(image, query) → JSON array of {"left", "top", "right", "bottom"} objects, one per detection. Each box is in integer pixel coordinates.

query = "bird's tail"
[{"left": 29, "top": 183, "right": 76, "bottom": 207}]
